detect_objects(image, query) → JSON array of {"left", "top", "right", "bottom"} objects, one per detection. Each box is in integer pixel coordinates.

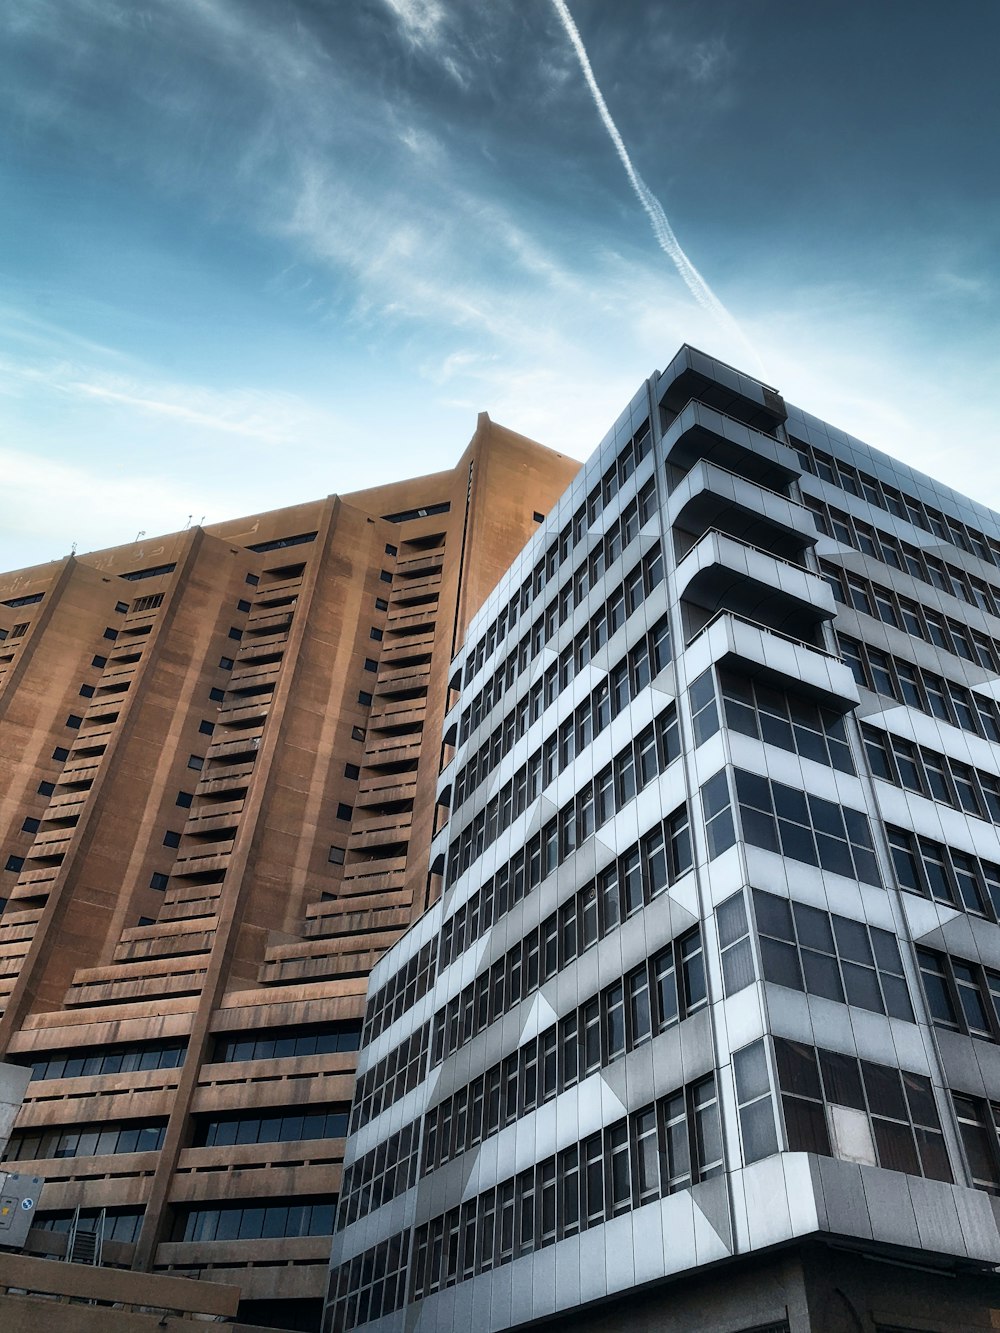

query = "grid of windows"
[
  {"left": 794, "top": 438, "right": 1000, "bottom": 569},
  {"left": 952, "top": 1095, "right": 1000, "bottom": 1193},
  {"left": 774, "top": 1038, "right": 951, "bottom": 1182},
  {"left": 447, "top": 778, "right": 686, "bottom": 968},
  {"left": 839, "top": 634, "right": 1000, "bottom": 743},
  {"left": 24, "top": 1041, "right": 186, "bottom": 1081},
  {"left": 32, "top": 1208, "right": 145, "bottom": 1245},
  {"left": 710, "top": 768, "right": 881, "bottom": 884},
  {"left": 245, "top": 532, "right": 317, "bottom": 554},
  {"left": 402, "top": 1079, "right": 721, "bottom": 1312},
  {"left": 422, "top": 930, "right": 705, "bottom": 1176},
  {"left": 4, "top": 1119, "right": 167, "bottom": 1162},
  {"left": 338, "top": 1122, "right": 420, "bottom": 1230},
  {"left": 752, "top": 889, "right": 913, "bottom": 1020},
  {"left": 887, "top": 825, "right": 1000, "bottom": 921},
  {"left": 350, "top": 1026, "right": 429, "bottom": 1131},
  {"left": 733, "top": 1039, "right": 780, "bottom": 1165},
  {"left": 212, "top": 1022, "right": 361, "bottom": 1063},
  {"left": 717, "top": 669, "right": 855, "bottom": 772},
  {"left": 823, "top": 561, "right": 1000, "bottom": 670},
  {"left": 363, "top": 941, "right": 437, "bottom": 1043},
  {"left": 808, "top": 496, "right": 1000, "bottom": 630},
  {"left": 864, "top": 725, "right": 1000, "bottom": 825},
  {"left": 328, "top": 1231, "right": 410, "bottom": 1332},
  {"left": 120, "top": 563, "right": 176, "bottom": 580},
  {"left": 193, "top": 1105, "right": 349, "bottom": 1148},
  {"left": 460, "top": 535, "right": 662, "bottom": 745},
  {"left": 717, "top": 892, "right": 755, "bottom": 995},
  {"left": 453, "top": 615, "right": 671, "bottom": 813},
  {"left": 917, "top": 948, "right": 1000, "bottom": 1042},
  {"left": 436, "top": 810, "right": 692, "bottom": 1064},
  {"left": 441, "top": 814, "right": 684, "bottom": 988},
  {"left": 448, "top": 707, "right": 679, "bottom": 882},
  {"left": 464, "top": 423, "right": 652, "bottom": 683},
  {"left": 0, "top": 592, "right": 43, "bottom": 608},
  {"left": 172, "top": 1196, "right": 335, "bottom": 1241}
]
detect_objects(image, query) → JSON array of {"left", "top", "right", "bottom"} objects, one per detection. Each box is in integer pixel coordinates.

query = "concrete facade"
[
  {"left": 0, "top": 416, "right": 579, "bottom": 1332},
  {"left": 327, "top": 347, "right": 1000, "bottom": 1333}
]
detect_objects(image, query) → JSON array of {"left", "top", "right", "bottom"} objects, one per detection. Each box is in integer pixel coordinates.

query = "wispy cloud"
[
  {"left": 1, "top": 0, "right": 998, "bottom": 573},
  {"left": 0, "top": 349, "right": 336, "bottom": 446},
  {"left": 548, "top": 0, "right": 760, "bottom": 373}
]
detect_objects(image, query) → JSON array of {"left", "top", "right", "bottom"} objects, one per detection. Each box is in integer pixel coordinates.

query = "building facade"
[
  {"left": 0, "top": 415, "right": 578, "bottom": 1332},
  {"left": 327, "top": 346, "right": 1000, "bottom": 1333}
]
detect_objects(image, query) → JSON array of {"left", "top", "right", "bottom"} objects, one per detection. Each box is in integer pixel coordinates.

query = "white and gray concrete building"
[{"left": 324, "top": 346, "right": 1000, "bottom": 1333}]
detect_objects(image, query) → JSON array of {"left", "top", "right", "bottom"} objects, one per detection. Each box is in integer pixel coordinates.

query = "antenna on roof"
[{"left": 135, "top": 531, "right": 145, "bottom": 543}]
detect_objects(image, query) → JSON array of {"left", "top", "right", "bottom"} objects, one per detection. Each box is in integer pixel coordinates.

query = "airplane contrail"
[{"left": 550, "top": 0, "right": 762, "bottom": 372}]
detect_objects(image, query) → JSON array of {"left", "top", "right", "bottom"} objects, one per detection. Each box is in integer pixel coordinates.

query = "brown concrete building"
[{"left": 0, "top": 416, "right": 579, "bottom": 1332}]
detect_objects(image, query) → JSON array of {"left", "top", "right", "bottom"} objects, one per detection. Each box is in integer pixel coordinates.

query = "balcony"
[
  {"left": 676, "top": 531, "right": 835, "bottom": 643},
  {"left": 684, "top": 611, "right": 860, "bottom": 712},
  {"left": 662, "top": 399, "right": 799, "bottom": 493},
  {"left": 658, "top": 343, "right": 787, "bottom": 434},
  {"left": 207, "top": 734, "right": 261, "bottom": 761},
  {"left": 670, "top": 460, "right": 817, "bottom": 562},
  {"left": 245, "top": 610, "right": 294, "bottom": 636}
]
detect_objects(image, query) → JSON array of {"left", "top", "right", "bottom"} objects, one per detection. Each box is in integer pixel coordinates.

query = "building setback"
[
  {"left": 327, "top": 346, "right": 1000, "bottom": 1333},
  {"left": 0, "top": 415, "right": 579, "bottom": 1332}
]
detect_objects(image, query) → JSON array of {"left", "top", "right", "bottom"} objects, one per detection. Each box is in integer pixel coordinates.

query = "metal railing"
[
  {"left": 678, "top": 527, "right": 816, "bottom": 577},
  {"left": 685, "top": 608, "right": 842, "bottom": 659}
]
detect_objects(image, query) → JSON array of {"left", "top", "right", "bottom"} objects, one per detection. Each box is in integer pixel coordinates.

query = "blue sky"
[{"left": 1, "top": 0, "right": 998, "bottom": 569}]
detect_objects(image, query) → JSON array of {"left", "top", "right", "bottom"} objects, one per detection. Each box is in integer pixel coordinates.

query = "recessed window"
[
  {"left": 209, "top": 687, "right": 225, "bottom": 703},
  {"left": 199, "top": 720, "right": 215, "bottom": 736},
  {"left": 187, "top": 755, "right": 204, "bottom": 771},
  {"left": 336, "top": 803, "right": 352, "bottom": 821},
  {"left": 364, "top": 657, "right": 378, "bottom": 672},
  {"left": 358, "top": 691, "right": 373, "bottom": 707},
  {"left": 375, "top": 598, "right": 388, "bottom": 611},
  {"left": 5, "top": 856, "right": 24, "bottom": 874},
  {"left": 66, "top": 714, "right": 82, "bottom": 729},
  {"left": 237, "top": 599, "right": 251, "bottom": 613},
  {"left": 176, "top": 791, "right": 193, "bottom": 808},
  {"left": 115, "top": 601, "right": 129, "bottom": 613},
  {"left": 385, "top": 543, "right": 397, "bottom": 557},
  {"left": 53, "top": 747, "right": 69, "bottom": 762},
  {"left": 351, "top": 726, "right": 365, "bottom": 742},
  {"left": 228, "top": 627, "right": 243, "bottom": 641},
  {"left": 245, "top": 573, "right": 259, "bottom": 586},
  {"left": 345, "top": 763, "right": 360, "bottom": 780},
  {"left": 163, "top": 831, "right": 181, "bottom": 848},
  {"left": 79, "top": 684, "right": 95, "bottom": 698},
  {"left": 104, "top": 627, "right": 119, "bottom": 640},
  {"left": 219, "top": 656, "right": 234, "bottom": 671},
  {"left": 328, "top": 846, "right": 345, "bottom": 865},
  {"left": 380, "top": 570, "right": 392, "bottom": 584},
  {"left": 22, "top": 818, "right": 40, "bottom": 835},
  {"left": 38, "top": 781, "right": 55, "bottom": 797},
  {"left": 91, "top": 655, "right": 107, "bottom": 669},
  {"left": 370, "top": 627, "right": 383, "bottom": 642},
  {"left": 533, "top": 511, "right": 544, "bottom": 523},
  {"left": 150, "top": 872, "right": 168, "bottom": 890},
  {"left": 138, "top": 916, "right": 155, "bottom": 927}
]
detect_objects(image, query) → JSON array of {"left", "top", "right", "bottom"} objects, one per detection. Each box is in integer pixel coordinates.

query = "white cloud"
[
  {"left": 0, "top": 445, "right": 204, "bottom": 569},
  {"left": 0, "top": 351, "right": 339, "bottom": 447},
  {"left": 382, "top": 0, "right": 447, "bottom": 48}
]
